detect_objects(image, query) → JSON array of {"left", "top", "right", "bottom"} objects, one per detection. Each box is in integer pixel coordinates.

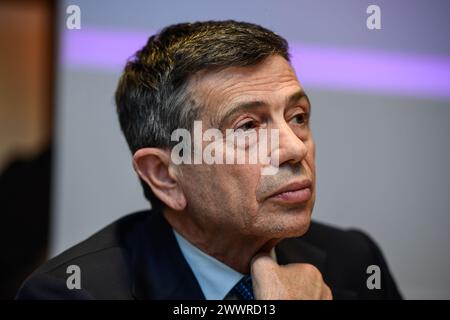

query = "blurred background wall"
[
  {"left": 1, "top": 0, "right": 449, "bottom": 299},
  {"left": 0, "top": 0, "right": 55, "bottom": 299}
]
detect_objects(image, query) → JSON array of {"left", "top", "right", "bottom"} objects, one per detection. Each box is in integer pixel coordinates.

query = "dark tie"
[{"left": 230, "top": 275, "right": 254, "bottom": 300}]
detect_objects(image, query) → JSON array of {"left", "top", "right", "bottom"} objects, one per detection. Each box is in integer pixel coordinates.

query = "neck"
[{"left": 163, "top": 208, "right": 280, "bottom": 274}]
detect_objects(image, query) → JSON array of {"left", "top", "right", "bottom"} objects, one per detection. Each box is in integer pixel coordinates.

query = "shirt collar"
[
  {"left": 173, "top": 228, "right": 277, "bottom": 300},
  {"left": 173, "top": 229, "right": 243, "bottom": 299}
]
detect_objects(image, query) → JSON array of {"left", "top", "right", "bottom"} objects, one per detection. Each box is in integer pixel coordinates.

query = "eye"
[
  {"left": 290, "top": 113, "right": 309, "bottom": 126},
  {"left": 235, "top": 120, "right": 257, "bottom": 132}
]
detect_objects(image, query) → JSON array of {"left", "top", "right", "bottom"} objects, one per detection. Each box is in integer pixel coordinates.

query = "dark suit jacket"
[{"left": 16, "top": 209, "right": 402, "bottom": 300}]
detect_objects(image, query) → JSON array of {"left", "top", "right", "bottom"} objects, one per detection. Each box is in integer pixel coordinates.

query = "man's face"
[{"left": 176, "top": 55, "right": 316, "bottom": 240}]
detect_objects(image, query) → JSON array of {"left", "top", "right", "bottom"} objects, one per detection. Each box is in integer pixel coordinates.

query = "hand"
[{"left": 250, "top": 253, "right": 333, "bottom": 300}]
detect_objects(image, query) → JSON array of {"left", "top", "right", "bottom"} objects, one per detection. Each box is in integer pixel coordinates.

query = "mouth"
[{"left": 268, "top": 179, "right": 312, "bottom": 204}]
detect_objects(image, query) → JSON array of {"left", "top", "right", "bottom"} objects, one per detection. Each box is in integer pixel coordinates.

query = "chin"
[
  {"left": 284, "top": 216, "right": 312, "bottom": 238},
  {"left": 266, "top": 209, "right": 312, "bottom": 239}
]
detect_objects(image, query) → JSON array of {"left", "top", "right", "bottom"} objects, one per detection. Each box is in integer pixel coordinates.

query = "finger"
[
  {"left": 250, "top": 252, "right": 280, "bottom": 299},
  {"left": 250, "top": 252, "right": 278, "bottom": 277},
  {"left": 321, "top": 284, "right": 333, "bottom": 300}
]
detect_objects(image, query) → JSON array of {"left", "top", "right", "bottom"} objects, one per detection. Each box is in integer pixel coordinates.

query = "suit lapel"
[
  {"left": 275, "top": 234, "right": 358, "bottom": 300},
  {"left": 275, "top": 236, "right": 327, "bottom": 274},
  {"left": 129, "top": 210, "right": 205, "bottom": 300}
]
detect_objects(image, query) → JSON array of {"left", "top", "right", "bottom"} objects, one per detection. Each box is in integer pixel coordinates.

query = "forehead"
[{"left": 190, "top": 55, "right": 302, "bottom": 122}]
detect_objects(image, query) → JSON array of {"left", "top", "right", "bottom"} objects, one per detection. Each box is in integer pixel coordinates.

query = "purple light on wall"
[
  {"left": 291, "top": 45, "right": 450, "bottom": 100},
  {"left": 61, "top": 29, "right": 148, "bottom": 70},
  {"left": 62, "top": 28, "right": 450, "bottom": 100}
]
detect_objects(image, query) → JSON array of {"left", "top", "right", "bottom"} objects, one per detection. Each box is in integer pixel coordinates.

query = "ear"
[{"left": 133, "top": 148, "right": 187, "bottom": 211}]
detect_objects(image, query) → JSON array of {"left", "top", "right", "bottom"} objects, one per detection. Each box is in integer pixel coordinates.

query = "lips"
[{"left": 269, "top": 179, "right": 312, "bottom": 204}]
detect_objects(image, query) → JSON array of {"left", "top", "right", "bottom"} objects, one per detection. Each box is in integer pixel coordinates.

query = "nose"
[{"left": 275, "top": 122, "right": 308, "bottom": 166}]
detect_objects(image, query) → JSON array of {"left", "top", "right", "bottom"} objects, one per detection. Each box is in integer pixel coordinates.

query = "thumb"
[
  {"left": 251, "top": 251, "right": 275, "bottom": 267},
  {"left": 250, "top": 253, "right": 281, "bottom": 300},
  {"left": 251, "top": 252, "right": 277, "bottom": 273},
  {"left": 250, "top": 253, "right": 278, "bottom": 280}
]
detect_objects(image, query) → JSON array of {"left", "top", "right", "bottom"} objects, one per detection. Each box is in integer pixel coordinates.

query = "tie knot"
[{"left": 231, "top": 275, "right": 254, "bottom": 300}]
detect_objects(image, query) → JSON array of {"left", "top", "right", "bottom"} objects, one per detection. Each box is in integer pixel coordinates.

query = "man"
[{"left": 17, "top": 20, "right": 402, "bottom": 300}]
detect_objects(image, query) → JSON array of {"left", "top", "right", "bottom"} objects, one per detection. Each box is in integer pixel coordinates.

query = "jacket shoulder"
[
  {"left": 16, "top": 210, "right": 151, "bottom": 300},
  {"left": 302, "top": 220, "right": 402, "bottom": 299},
  {"left": 305, "top": 220, "right": 377, "bottom": 257}
]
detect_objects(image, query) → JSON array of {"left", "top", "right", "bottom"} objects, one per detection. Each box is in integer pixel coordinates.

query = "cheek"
[
  {"left": 179, "top": 165, "right": 218, "bottom": 203},
  {"left": 224, "top": 164, "right": 264, "bottom": 226},
  {"left": 220, "top": 164, "right": 262, "bottom": 201},
  {"left": 180, "top": 164, "right": 261, "bottom": 210},
  {"left": 208, "top": 164, "right": 263, "bottom": 226},
  {"left": 305, "top": 139, "right": 316, "bottom": 206},
  {"left": 306, "top": 138, "right": 316, "bottom": 173}
]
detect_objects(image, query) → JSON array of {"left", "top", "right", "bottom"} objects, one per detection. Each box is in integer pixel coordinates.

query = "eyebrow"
[{"left": 215, "top": 89, "right": 311, "bottom": 129}]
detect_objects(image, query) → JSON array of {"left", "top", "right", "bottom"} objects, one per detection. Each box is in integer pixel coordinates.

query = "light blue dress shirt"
[
  {"left": 173, "top": 228, "right": 277, "bottom": 300},
  {"left": 173, "top": 229, "right": 243, "bottom": 299}
]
